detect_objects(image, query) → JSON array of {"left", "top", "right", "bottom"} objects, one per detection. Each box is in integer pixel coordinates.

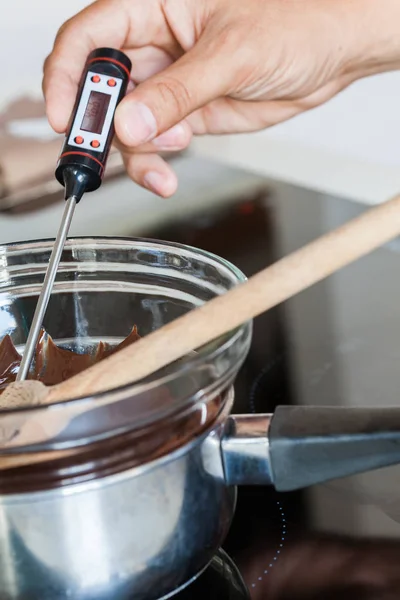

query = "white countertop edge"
[{"left": 191, "top": 134, "right": 400, "bottom": 206}]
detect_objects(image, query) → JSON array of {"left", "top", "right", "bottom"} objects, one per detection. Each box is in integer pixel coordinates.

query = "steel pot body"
[{"left": 0, "top": 390, "right": 239, "bottom": 600}]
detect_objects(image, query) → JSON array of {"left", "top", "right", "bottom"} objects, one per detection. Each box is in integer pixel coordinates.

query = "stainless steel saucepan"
[{"left": 0, "top": 238, "right": 399, "bottom": 600}]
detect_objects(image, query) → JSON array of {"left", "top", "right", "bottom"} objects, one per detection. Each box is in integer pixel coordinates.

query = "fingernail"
[
  {"left": 143, "top": 171, "right": 165, "bottom": 195},
  {"left": 153, "top": 124, "right": 186, "bottom": 149},
  {"left": 119, "top": 102, "right": 157, "bottom": 146}
]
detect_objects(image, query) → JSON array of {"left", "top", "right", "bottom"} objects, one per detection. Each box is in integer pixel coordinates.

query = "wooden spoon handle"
[{"left": 47, "top": 193, "right": 400, "bottom": 403}]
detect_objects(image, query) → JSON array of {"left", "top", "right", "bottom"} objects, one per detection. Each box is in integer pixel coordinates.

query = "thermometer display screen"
[{"left": 81, "top": 91, "right": 111, "bottom": 134}]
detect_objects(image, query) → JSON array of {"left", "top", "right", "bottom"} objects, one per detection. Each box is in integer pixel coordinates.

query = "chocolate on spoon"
[
  {"left": 0, "top": 326, "right": 140, "bottom": 408},
  {"left": 3, "top": 191, "right": 400, "bottom": 409}
]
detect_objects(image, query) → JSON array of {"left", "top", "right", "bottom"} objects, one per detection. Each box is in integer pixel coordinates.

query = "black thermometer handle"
[{"left": 55, "top": 48, "right": 132, "bottom": 199}]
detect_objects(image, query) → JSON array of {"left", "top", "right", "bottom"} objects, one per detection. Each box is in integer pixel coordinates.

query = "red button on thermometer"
[{"left": 16, "top": 48, "right": 131, "bottom": 381}]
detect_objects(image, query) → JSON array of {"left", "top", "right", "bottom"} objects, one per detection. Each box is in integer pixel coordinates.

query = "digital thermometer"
[{"left": 55, "top": 47, "right": 132, "bottom": 198}]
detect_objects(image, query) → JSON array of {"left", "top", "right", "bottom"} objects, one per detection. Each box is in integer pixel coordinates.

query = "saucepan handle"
[{"left": 221, "top": 406, "right": 400, "bottom": 490}]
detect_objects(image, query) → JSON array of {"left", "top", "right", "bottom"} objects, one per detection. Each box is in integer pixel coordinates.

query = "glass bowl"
[{"left": 0, "top": 238, "right": 251, "bottom": 490}]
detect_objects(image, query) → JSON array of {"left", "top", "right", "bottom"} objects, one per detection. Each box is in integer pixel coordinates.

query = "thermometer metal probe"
[{"left": 17, "top": 48, "right": 132, "bottom": 381}]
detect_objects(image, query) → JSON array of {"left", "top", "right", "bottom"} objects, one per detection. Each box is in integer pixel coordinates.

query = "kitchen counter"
[
  {"left": 0, "top": 156, "right": 266, "bottom": 243},
  {"left": 191, "top": 129, "right": 400, "bottom": 208}
]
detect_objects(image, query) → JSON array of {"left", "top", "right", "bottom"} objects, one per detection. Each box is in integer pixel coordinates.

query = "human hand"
[{"left": 43, "top": 0, "right": 400, "bottom": 197}]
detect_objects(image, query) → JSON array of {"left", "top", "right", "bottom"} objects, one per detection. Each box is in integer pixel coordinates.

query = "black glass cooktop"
[{"left": 145, "top": 176, "right": 400, "bottom": 600}]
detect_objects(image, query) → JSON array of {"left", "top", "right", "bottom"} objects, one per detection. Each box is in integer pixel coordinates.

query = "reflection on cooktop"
[{"left": 145, "top": 179, "right": 400, "bottom": 598}]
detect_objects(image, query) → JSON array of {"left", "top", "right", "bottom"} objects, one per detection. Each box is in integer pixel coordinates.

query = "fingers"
[
  {"left": 115, "top": 31, "right": 235, "bottom": 147},
  {"left": 116, "top": 120, "right": 192, "bottom": 154},
  {"left": 117, "top": 120, "right": 191, "bottom": 197},
  {"left": 44, "top": 0, "right": 234, "bottom": 145},
  {"left": 42, "top": 0, "right": 174, "bottom": 133},
  {"left": 123, "top": 153, "right": 178, "bottom": 197}
]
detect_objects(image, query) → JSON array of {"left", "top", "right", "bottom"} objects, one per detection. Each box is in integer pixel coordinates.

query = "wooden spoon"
[{"left": 4, "top": 192, "right": 400, "bottom": 408}]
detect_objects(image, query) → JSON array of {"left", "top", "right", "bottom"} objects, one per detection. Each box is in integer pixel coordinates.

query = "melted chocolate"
[
  {"left": 0, "top": 335, "right": 21, "bottom": 389},
  {"left": 0, "top": 326, "right": 140, "bottom": 392},
  {"left": 0, "top": 327, "right": 225, "bottom": 495}
]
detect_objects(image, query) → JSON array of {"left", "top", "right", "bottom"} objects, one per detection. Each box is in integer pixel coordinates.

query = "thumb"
[{"left": 115, "top": 37, "right": 232, "bottom": 147}]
